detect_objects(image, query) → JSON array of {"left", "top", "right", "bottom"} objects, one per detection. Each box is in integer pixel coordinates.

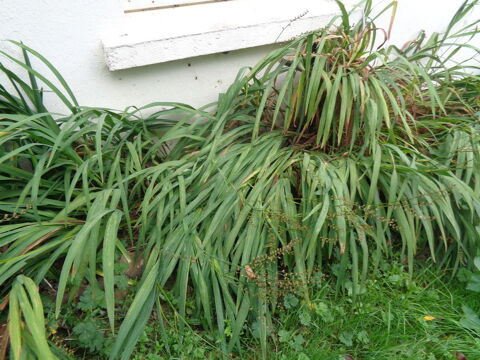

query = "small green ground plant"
[
  {"left": 129, "top": 262, "right": 480, "bottom": 360},
  {"left": 273, "top": 263, "right": 480, "bottom": 360},
  {"left": 0, "top": 0, "right": 479, "bottom": 358}
]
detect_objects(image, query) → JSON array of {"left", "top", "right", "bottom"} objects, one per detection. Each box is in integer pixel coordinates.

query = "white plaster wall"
[{"left": 0, "top": 0, "right": 478, "bottom": 113}]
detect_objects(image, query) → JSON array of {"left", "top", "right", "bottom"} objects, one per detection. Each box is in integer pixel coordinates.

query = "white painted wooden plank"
[{"left": 103, "top": 0, "right": 357, "bottom": 70}]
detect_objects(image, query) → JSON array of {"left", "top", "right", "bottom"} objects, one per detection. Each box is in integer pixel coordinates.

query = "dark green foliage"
[{"left": 1, "top": 1, "right": 480, "bottom": 359}]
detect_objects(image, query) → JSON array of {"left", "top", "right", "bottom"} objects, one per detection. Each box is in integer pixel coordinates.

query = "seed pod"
[{"left": 245, "top": 265, "right": 257, "bottom": 280}]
